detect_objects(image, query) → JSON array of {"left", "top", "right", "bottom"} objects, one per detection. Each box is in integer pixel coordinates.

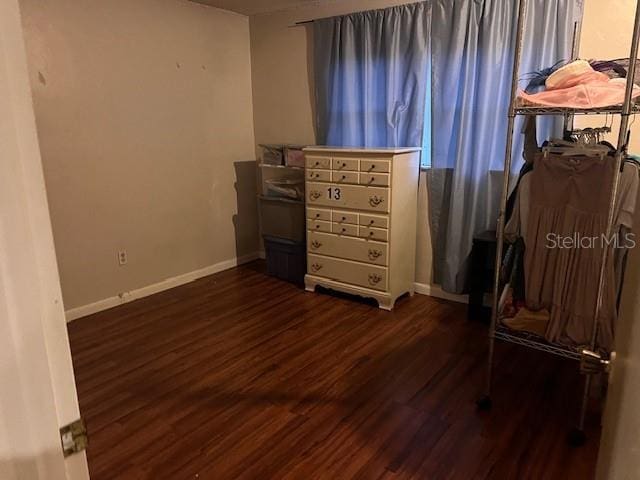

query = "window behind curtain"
[{"left": 313, "top": 3, "right": 431, "bottom": 152}]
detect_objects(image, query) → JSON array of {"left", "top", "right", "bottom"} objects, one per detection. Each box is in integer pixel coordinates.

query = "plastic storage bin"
[
  {"left": 259, "top": 196, "right": 305, "bottom": 242},
  {"left": 264, "top": 235, "right": 306, "bottom": 286},
  {"left": 285, "top": 146, "right": 305, "bottom": 167},
  {"left": 260, "top": 144, "right": 284, "bottom": 165}
]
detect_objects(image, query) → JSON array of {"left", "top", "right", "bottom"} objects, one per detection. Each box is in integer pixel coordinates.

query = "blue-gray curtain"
[
  {"left": 313, "top": 2, "right": 430, "bottom": 147},
  {"left": 429, "top": 0, "right": 584, "bottom": 293}
]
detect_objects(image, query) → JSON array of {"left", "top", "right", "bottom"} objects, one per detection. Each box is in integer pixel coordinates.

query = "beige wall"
[
  {"left": 249, "top": 0, "right": 435, "bottom": 286},
  {"left": 582, "top": 2, "right": 640, "bottom": 478},
  {"left": 577, "top": 0, "right": 640, "bottom": 152},
  {"left": 20, "top": 0, "right": 258, "bottom": 310}
]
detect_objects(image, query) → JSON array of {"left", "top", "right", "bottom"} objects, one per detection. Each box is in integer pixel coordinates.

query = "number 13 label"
[{"left": 326, "top": 187, "right": 341, "bottom": 201}]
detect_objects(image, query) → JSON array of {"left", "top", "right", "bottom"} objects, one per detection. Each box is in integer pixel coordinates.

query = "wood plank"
[{"left": 68, "top": 261, "right": 601, "bottom": 480}]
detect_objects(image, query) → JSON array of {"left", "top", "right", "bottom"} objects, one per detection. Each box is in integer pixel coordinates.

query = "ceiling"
[{"left": 190, "top": 0, "right": 319, "bottom": 16}]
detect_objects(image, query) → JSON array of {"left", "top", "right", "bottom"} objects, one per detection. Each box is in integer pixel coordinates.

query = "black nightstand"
[{"left": 467, "top": 230, "right": 496, "bottom": 323}]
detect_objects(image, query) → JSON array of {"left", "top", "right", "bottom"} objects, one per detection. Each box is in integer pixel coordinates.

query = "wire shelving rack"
[{"left": 478, "top": 0, "right": 640, "bottom": 446}]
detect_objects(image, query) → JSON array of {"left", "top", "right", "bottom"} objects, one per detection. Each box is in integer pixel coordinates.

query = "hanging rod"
[
  {"left": 289, "top": 20, "right": 313, "bottom": 27},
  {"left": 288, "top": 3, "right": 408, "bottom": 27}
]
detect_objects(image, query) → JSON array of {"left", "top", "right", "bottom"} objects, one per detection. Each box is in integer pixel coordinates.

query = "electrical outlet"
[{"left": 118, "top": 250, "right": 127, "bottom": 266}]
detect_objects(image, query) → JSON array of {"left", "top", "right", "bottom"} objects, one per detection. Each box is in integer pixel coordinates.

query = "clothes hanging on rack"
[
  {"left": 505, "top": 172, "right": 531, "bottom": 243},
  {"left": 612, "top": 160, "right": 640, "bottom": 308},
  {"left": 526, "top": 153, "right": 617, "bottom": 349},
  {"left": 502, "top": 116, "right": 541, "bottom": 311},
  {"left": 503, "top": 152, "right": 639, "bottom": 351},
  {"left": 591, "top": 58, "right": 640, "bottom": 85},
  {"left": 505, "top": 115, "right": 538, "bottom": 227}
]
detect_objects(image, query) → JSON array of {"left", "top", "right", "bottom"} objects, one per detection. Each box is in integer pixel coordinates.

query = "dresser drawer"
[
  {"left": 306, "top": 156, "right": 331, "bottom": 169},
  {"left": 307, "top": 219, "right": 331, "bottom": 233},
  {"left": 306, "top": 182, "right": 390, "bottom": 213},
  {"left": 359, "top": 213, "right": 389, "bottom": 229},
  {"left": 360, "top": 225, "right": 389, "bottom": 242},
  {"left": 359, "top": 172, "right": 390, "bottom": 187},
  {"left": 307, "top": 207, "right": 331, "bottom": 221},
  {"left": 332, "top": 157, "right": 359, "bottom": 171},
  {"left": 332, "top": 210, "right": 358, "bottom": 224},
  {"left": 308, "top": 254, "right": 388, "bottom": 291},
  {"left": 332, "top": 171, "right": 359, "bottom": 184},
  {"left": 307, "top": 231, "right": 388, "bottom": 266},
  {"left": 332, "top": 222, "right": 358, "bottom": 236},
  {"left": 360, "top": 159, "right": 391, "bottom": 173},
  {"left": 307, "top": 170, "right": 331, "bottom": 182}
]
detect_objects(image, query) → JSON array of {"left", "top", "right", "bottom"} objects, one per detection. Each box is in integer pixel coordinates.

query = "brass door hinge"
[
  {"left": 580, "top": 349, "right": 616, "bottom": 375},
  {"left": 60, "top": 418, "right": 88, "bottom": 458}
]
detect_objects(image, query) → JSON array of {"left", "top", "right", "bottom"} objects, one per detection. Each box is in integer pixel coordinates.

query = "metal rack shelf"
[
  {"left": 494, "top": 325, "right": 582, "bottom": 361},
  {"left": 514, "top": 104, "right": 640, "bottom": 116}
]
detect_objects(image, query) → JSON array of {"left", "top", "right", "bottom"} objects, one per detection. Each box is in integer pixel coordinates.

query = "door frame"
[{"left": 0, "top": 0, "right": 89, "bottom": 478}]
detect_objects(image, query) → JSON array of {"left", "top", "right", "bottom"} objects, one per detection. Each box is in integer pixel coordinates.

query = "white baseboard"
[
  {"left": 65, "top": 252, "right": 260, "bottom": 322},
  {"left": 414, "top": 282, "right": 468, "bottom": 304}
]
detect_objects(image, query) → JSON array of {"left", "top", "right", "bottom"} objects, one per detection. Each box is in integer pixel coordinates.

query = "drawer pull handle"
[
  {"left": 310, "top": 190, "right": 322, "bottom": 200},
  {"left": 369, "top": 177, "right": 375, "bottom": 184},
  {"left": 369, "top": 195, "right": 384, "bottom": 207},
  {"left": 341, "top": 228, "right": 346, "bottom": 233},
  {"left": 368, "top": 231, "right": 374, "bottom": 236},
  {"left": 341, "top": 175, "right": 346, "bottom": 180},
  {"left": 368, "top": 164, "right": 376, "bottom": 171},
  {"left": 310, "top": 240, "right": 322, "bottom": 249},
  {"left": 341, "top": 162, "right": 347, "bottom": 168},
  {"left": 368, "top": 249, "right": 382, "bottom": 260},
  {"left": 315, "top": 173, "right": 320, "bottom": 178},
  {"left": 341, "top": 216, "right": 346, "bottom": 221},
  {"left": 369, "top": 220, "right": 375, "bottom": 225},
  {"left": 311, "top": 263, "right": 323, "bottom": 272},
  {"left": 315, "top": 224, "right": 320, "bottom": 229},
  {"left": 315, "top": 213, "right": 320, "bottom": 218},
  {"left": 368, "top": 273, "right": 382, "bottom": 285},
  {"left": 315, "top": 161, "right": 320, "bottom": 166}
]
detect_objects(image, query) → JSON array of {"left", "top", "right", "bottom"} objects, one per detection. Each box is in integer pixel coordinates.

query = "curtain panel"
[
  {"left": 429, "top": 0, "right": 584, "bottom": 293},
  {"left": 312, "top": 0, "right": 583, "bottom": 294},
  {"left": 313, "top": 2, "right": 430, "bottom": 148}
]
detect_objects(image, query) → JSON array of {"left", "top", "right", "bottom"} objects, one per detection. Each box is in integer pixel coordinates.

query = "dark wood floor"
[{"left": 68, "top": 261, "right": 601, "bottom": 480}]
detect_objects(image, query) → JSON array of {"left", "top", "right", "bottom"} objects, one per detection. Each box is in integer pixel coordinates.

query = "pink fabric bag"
[{"left": 518, "top": 71, "right": 640, "bottom": 108}]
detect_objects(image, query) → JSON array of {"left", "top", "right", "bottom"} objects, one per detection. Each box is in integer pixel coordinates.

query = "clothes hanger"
[
  {"left": 569, "top": 125, "right": 612, "bottom": 145},
  {"left": 543, "top": 143, "right": 609, "bottom": 158}
]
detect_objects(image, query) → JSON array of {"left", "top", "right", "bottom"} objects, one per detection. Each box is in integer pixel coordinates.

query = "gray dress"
[{"left": 524, "top": 153, "right": 638, "bottom": 351}]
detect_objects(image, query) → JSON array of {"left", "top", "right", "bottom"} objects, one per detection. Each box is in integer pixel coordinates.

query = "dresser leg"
[
  {"left": 378, "top": 297, "right": 394, "bottom": 311},
  {"left": 304, "top": 276, "right": 316, "bottom": 293}
]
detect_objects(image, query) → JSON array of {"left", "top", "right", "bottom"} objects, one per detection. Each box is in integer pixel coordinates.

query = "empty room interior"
[{"left": 5, "top": 0, "right": 640, "bottom": 479}]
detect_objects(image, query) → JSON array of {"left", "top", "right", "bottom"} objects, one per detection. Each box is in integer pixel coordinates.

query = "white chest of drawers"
[{"left": 303, "top": 147, "right": 420, "bottom": 310}]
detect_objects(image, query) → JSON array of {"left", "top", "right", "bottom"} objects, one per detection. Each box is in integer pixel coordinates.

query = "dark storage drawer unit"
[{"left": 263, "top": 236, "right": 306, "bottom": 286}]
